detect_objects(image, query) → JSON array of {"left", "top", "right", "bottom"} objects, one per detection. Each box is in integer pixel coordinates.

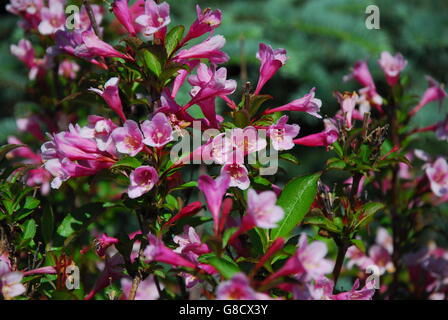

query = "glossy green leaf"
[
  {"left": 271, "top": 172, "right": 320, "bottom": 240},
  {"left": 165, "top": 25, "right": 184, "bottom": 57}
]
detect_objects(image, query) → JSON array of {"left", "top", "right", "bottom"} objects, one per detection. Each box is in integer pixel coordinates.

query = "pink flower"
[
  {"left": 85, "top": 252, "right": 124, "bottom": 300},
  {"left": 184, "top": 63, "right": 236, "bottom": 126},
  {"left": 378, "top": 51, "right": 407, "bottom": 86},
  {"left": 42, "top": 158, "right": 68, "bottom": 189},
  {"left": 171, "top": 60, "right": 199, "bottom": 98},
  {"left": 255, "top": 43, "right": 287, "bottom": 95},
  {"left": 89, "top": 77, "right": 126, "bottom": 122},
  {"left": 6, "top": 0, "right": 43, "bottom": 16},
  {"left": 111, "top": 120, "right": 144, "bottom": 156},
  {"left": 368, "top": 245, "right": 394, "bottom": 275},
  {"left": 182, "top": 5, "right": 222, "bottom": 44},
  {"left": 346, "top": 61, "right": 376, "bottom": 89},
  {"left": 409, "top": 77, "right": 447, "bottom": 117},
  {"left": 58, "top": 59, "right": 80, "bottom": 79},
  {"left": 174, "top": 35, "right": 229, "bottom": 65},
  {"left": 346, "top": 245, "right": 373, "bottom": 270},
  {"left": 228, "top": 127, "right": 267, "bottom": 163},
  {"left": 95, "top": 233, "right": 119, "bottom": 257},
  {"left": 331, "top": 279, "right": 375, "bottom": 300},
  {"left": 245, "top": 189, "right": 284, "bottom": 229},
  {"left": 221, "top": 163, "right": 250, "bottom": 190},
  {"left": 0, "top": 254, "right": 11, "bottom": 276},
  {"left": 10, "top": 39, "right": 35, "bottom": 68},
  {"left": 425, "top": 157, "right": 448, "bottom": 197},
  {"left": 121, "top": 275, "right": 160, "bottom": 300},
  {"left": 79, "top": 30, "right": 132, "bottom": 60},
  {"left": 295, "top": 234, "right": 334, "bottom": 280},
  {"left": 141, "top": 112, "right": 173, "bottom": 148},
  {"left": 112, "top": 0, "right": 136, "bottom": 35},
  {"left": 216, "top": 273, "right": 258, "bottom": 300},
  {"left": 268, "top": 115, "right": 300, "bottom": 151},
  {"left": 269, "top": 234, "right": 333, "bottom": 281},
  {"left": 166, "top": 201, "right": 203, "bottom": 226},
  {"left": 357, "top": 86, "right": 383, "bottom": 114},
  {"left": 37, "top": 0, "right": 65, "bottom": 35},
  {"left": 144, "top": 233, "right": 196, "bottom": 269},
  {"left": 264, "top": 88, "right": 322, "bottom": 118},
  {"left": 1, "top": 272, "right": 26, "bottom": 300},
  {"left": 294, "top": 119, "right": 339, "bottom": 147},
  {"left": 16, "top": 116, "right": 45, "bottom": 141},
  {"left": 135, "top": 0, "right": 170, "bottom": 37},
  {"left": 173, "top": 226, "right": 210, "bottom": 262},
  {"left": 10, "top": 39, "right": 50, "bottom": 80},
  {"left": 335, "top": 91, "right": 358, "bottom": 129},
  {"left": 86, "top": 115, "right": 118, "bottom": 154},
  {"left": 198, "top": 174, "right": 230, "bottom": 233},
  {"left": 51, "top": 127, "right": 107, "bottom": 161},
  {"left": 128, "top": 166, "right": 159, "bottom": 199}
]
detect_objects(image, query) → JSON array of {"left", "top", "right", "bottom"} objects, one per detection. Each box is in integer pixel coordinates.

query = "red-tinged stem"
[
  {"left": 332, "top": 242, "right": 348, "bottom": 293},
  {"left": 250, "top": 238, "right": 285, "bottom": 278}
]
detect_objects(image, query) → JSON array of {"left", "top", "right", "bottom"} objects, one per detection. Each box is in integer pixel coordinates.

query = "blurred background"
[{"left": 1, "top": 0, "right": 447, "bottom": 177}]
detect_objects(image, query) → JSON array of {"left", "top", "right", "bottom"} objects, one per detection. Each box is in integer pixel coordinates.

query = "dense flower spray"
[{"left": 2, "top": 0, "right": 448, "bottom": 302}]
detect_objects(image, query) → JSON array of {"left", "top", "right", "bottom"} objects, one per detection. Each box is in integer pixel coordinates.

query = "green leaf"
[
  {"left": 139, "top": 46, "right": 165, "bottom": 77},
  {"left": 165, "top": 25, "right": 184, "bottom": 57},
  {"left": 222, "top": 227, "right": 238, "bottom": 248},
  {"left": 41, "top": 206, "right": 54, "bottom": 244},
  {"left": 111, "top": 157, "right": 142, "bottom": 170},
  {"left": 248, "top": 94, "right": 272, "bottom": 116},
  {"left": 168, "top": 181, "right": 197, "bottom": 193},
  {"left": 271, "top": 172, "right": 321, "bottom": 240},
  {"left": 303, "top": 215, "right": 339, "bottom": 233},
  {"left": 279, "top": 153, "right": 300, "bottom": 165},
  {"left": 351, "top": 239, "right": 366, "bottom": 253},
  {"left": 253, "top": 176, "right": 271, "bottom": 187},
  {"left": 165, "top": 194, "right": 178, "bottom": 211},
  {"left": 24, "top": 196, "right": 40, "bottom": 210},
  {"left": 201, "top": 255, "right": 240, "bottom": 279},
  {"left": 57, "top": 214, "right": 82, "bottom": 238},
  {"left": 326, "top": 157, "right": 346, "bottom": 170},
  {"left": 356, "top": 202, "right": 385, "bottom": 228},
  {"left": 22, "top": 219, "right": 37, "bottom": 240}
]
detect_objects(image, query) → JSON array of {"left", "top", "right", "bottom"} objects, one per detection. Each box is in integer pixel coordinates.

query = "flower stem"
[
  {"left": 83, "top": 0, "right": 101, "bottom": 38},
  {"left": 332, "top": 242, "right": 348, "bottom": 293}
]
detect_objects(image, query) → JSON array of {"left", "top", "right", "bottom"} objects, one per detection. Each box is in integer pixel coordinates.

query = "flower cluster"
[{"left": 2, "top": 0, "right": 447, "bottom": 301}]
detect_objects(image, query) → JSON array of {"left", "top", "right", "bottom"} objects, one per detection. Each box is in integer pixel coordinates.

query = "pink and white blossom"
[
  {"left": 425, "top": 157, "right": 448, "bottom": 197},
  {"left": 182, "top": 5, "right": 222, "bottom": 44},
  {"left": 198, "top": 174, "right": 230, "bottom": 233},
  {"left": 175, "top": 35, "right": 229, "bottom": 65},
  {"left": 128, "top": 166, "right": 159, "bottom": 199},
  {"left": 141, "top": 112, "right": 173, "bottom": 148},
  {"left": 245, "top": 189, "right": 284, "bottom": 229},
  {"left": 37, "top": 0, "right": 65, "bottom": 35},
  {"left": 135, "top": 0, "right": 170, "bottom": 37},
  {"left": 264, "top": 88, "right": 322, "bottom": 118},
  {"left": 220, "top": 163, "right": 250, "bottom": 190},
  {"left": 112, "top": 0, "right": 136, "bottom": 35},
  {"left": 255, "top": 43, "right": 287, "bottom": 95},
  {"left": 216, "top": 273, "right": 258, "bottom": 300},
  {"left": 268, "top": 115, "right": 300, "bottom": 151},
  {"left": 89, "top": 77, "right": 126, "bottom": 122},
  {"left": 378, "top": 51, "right": 407, "bottom": 86},
  {"left": 111, "top": 120, "right": 144, "bottom": 156}
]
